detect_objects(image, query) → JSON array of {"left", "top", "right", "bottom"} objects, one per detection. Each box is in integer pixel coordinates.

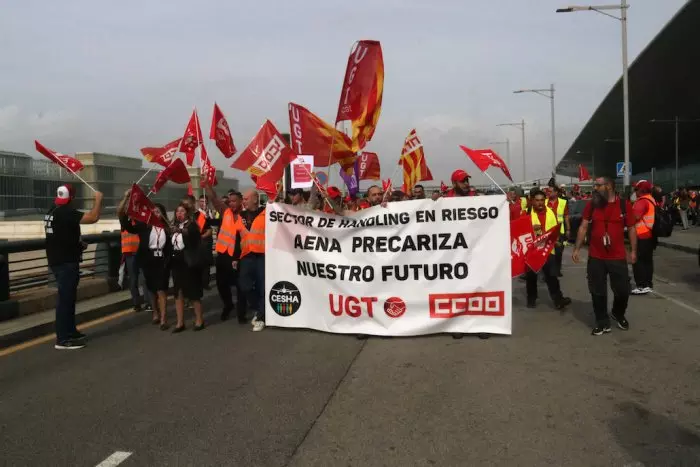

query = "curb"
[
  {"left": 0, "top": 296, "right": 134, "bottom": 350},
  {"left": 657, "top": 241, "right": 697, "bottom": 255}
]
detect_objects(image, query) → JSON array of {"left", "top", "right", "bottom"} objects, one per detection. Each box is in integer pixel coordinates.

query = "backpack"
[{"left": 642, "top": 198, "right": 673, "bottom": 238}]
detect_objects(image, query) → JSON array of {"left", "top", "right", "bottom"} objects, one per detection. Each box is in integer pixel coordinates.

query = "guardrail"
[{"left": 0, "top": 231, "right": 122, "bottom": 301}]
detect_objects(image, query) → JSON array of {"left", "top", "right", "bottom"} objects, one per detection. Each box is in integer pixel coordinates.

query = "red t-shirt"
[
  {"left": 509, "top": 202, "right": 523, "bottom": 221},
  {"left": 533, "top": 210, "right": 547, "bottom": 234},
  {"left": 582, "top": 197, "right": 635, "bottom": 260}
]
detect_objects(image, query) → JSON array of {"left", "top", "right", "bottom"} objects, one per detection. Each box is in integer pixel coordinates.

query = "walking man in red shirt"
[{"left": 573, "top": 177, "right": 637, "bottom": 335}]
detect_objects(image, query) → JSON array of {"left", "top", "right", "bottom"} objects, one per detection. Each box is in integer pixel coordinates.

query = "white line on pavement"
[
  {"left": 651, "top": 290, "right": 700, "bottom": 318},
  {"left": 96, "top": 451, "right": 132, "bottom": 467}
]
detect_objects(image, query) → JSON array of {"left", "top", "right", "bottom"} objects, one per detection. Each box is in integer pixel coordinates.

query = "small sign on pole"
[{"left": 616, "top": 162, "right": 632, "bottom": 178}]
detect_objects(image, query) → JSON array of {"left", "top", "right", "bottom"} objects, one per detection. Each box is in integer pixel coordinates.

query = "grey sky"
[{"left": 0, "top": 0, "right": 688, "bottom": 189}]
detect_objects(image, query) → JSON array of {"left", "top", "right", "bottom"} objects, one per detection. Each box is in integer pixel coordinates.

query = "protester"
[
  {"left": 170, "top": 203, "right": 205, "bottom": 332},
  {"left": 184, "top": 195, "right": 214, "bottom": 290},
  {"left": 573, "top": 177, "right": 637, "bottom": 336},
  {"left": 631, "top": 180, "right": 656, "bottom": 295},
  {"left": 445, "top": 170, "right": 474, "bottom": 197},
  {"left": 239, "top": 189, "right": 267, "bottom": 332},
  {"left": 44, "top": 185, "right": 103, "bottom": 350},
  {"left": 366, "top": 185, "right": 383, "bottom": 206},
  {"left": 526, "top": 189, "right": 572, "bottom": 310},
  {"left": 431, "top": 190, "right": 441, "bottom": 201},
  {"left": 678, "top": 187, "right": 690, "bottom": 230},
  {"left": 119, "top": 192, "right": 172, "bottom": 330},
  {"left": 413, "top": 184, "right": 426, "bottom": 199},
  {"left": 121, "top": 219, "right": 152, "bottom": 313},
  {"left": 507, "top": 187, "right": 524, "bottom": 221},
  {"left": 547, "top": 186, "right": 570, "bottom": 277}
]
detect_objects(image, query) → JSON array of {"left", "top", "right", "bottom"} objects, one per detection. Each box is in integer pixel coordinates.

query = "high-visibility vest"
[
  {"left": 196, "top": 212, "right": 206, "bottom": 233},
  {"left": 530, "top": 207, "right": 558, "bottom": 255},
  {"left": 215, "top": 209, "right": 244, "bottom": 256},
  {"left": 520, "top": 197, "right": 528, "bottom": 211},
  {"left": 121, "top": 228, "right": 139, "bottom": 255},
  {"left": 549, "top": 198, "right": 568, "bottom": 234},
  {"left": 635, "top": 194, "right": 656, "bottom": 239},
  {"left": 241, "top": 209, "right": 266, "bottom": 258}
]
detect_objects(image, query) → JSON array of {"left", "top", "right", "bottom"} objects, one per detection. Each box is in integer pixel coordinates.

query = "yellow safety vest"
[
  {"left": 530, "top": 207, "right": 558, "bottom": 255},
  {"left": 553, "top": 199, "right": 567, "bottom": 234},
  {"left": 520, "top": 197, "right": 528, "bottom": 211}
]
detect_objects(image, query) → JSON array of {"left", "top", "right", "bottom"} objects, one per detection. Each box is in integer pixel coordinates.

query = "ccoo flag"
[
  {"left": 210, "top": 103, "right": 237, "bottom": 158},
  {"left": 335, "top": 40, "right": 384, "bottom": 153},
  {"left": 140, "top": 138, "right": 182, "bottom": 168}
]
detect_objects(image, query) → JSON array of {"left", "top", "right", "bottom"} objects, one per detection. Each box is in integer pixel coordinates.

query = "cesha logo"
[{"left": 269, "top": 281, "right": 302, "bottom": 317}]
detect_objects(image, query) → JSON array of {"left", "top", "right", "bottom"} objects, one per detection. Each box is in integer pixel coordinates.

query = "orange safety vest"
[
  {"left": 241, "top": 209, "right": 266, "bottom": 258},
  {"left": 215, "top": 209, "right": 244, "bottom": 256},
  {"left": 121, "top": 225, "right": 139, "bottom": 255},
  {"left": 635, "top": 193, "right": 656, "bottom": 239},
  {"left": 196, "top": 211, "right": 206, "bottom": 233}
]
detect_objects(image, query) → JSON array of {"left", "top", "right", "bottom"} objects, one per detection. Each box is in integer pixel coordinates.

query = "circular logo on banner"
[
  {"left": 316, "top": 171, "right": 328, "bottom": 186},
  {"left": 384, "top": 297, "right": 406, "bottom": 318},
  {"left": 269, "top": 281, "right": 302, "bottom": 317}
]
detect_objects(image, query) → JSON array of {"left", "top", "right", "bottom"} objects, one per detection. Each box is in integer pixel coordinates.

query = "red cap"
[
  {"left": 55, "top": 184, "right": 75, "bottom": 206},
  {"left": 327, "top": 186, "right": 342, "bottom": 199},
  {"left": 451, "top": 169, "right": 470, "bottom": 183},
  {"left": 635, "top": 180, "right": 653, "bottom": 192}
]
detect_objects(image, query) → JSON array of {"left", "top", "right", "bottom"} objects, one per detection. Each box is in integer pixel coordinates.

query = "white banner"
[
  {"left": 290, "top": 155, "right": 314, "bottom": 189},
  {"left": 265, "top": 196, "right": 512, "bottom": 336}
]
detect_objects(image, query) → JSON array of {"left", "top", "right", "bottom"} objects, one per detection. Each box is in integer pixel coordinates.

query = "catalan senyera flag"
[
  {"left": 335, "top": 40, "right": 384, "bottom": 153},
  {"left": 288, "top": 102, "right": 355, "bottom": 168},
  {"left": 399, "top": 129, "right": 433, "bottom": 193}
]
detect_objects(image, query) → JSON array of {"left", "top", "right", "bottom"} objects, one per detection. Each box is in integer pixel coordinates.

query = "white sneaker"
[
  {"left": 252, "top": 320, "right": 265, "bottom": 332},
  {"left": 642, "top": 287, "right": 654, "bottom": 294},
  {"left": 631, "top": 288, "right": 647, "bottom": 295}
]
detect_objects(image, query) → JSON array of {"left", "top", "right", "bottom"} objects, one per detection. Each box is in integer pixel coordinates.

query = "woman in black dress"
[
  {"left": 118, "top": 191, "right": 172, "bottom": 330},
  {"left": 170, "top": 203, "right": 205, "bottom": 332}
]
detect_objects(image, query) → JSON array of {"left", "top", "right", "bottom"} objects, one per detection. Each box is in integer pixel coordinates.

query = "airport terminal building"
[{"left": 556, "top": 0, "right": 700, "bottom": 191}]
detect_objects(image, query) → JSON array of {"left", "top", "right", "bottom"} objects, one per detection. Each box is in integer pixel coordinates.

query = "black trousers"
[
  {"left": 215, "top": 253, "right": 247, "bottom": 318},
  {"left": 587, "top": 258, "right": 630, "bottom": 326},
  {"left": 554, "top": 243, "right": 564, "bottom": 276},
  {"left": 632, "top": 238, "right": 655, "bottom": 289},
  {"left": 526, "top": 255, "right": 563, "bottom": 303}
]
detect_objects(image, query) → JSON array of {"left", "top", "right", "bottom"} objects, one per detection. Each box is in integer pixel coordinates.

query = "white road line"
[
  {"left": 96, "top": 451, "right": 132, "bottom": 467},
  {"left": 651, "top": 290, "right": 700, "bottom": 318}
]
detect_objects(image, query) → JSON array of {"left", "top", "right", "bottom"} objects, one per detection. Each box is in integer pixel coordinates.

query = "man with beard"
[
  {"left": 412, "top": 184, "right": 426, "bottom": 199},
  {"left": 445, "top": 170, "right": 476, "bottom": 197},
  {"left": 365, "top": 185, "right": 383, "bottom": 207},
  {"left": 573, "top": 177, "right": 637, "bottom": 336}
]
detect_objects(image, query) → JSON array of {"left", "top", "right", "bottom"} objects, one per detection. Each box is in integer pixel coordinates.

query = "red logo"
[
  {"left": 329, "top": 294, "right": 378, "bottom": 318},
  {"left": 383, "top": 297, "right": 406, "bottom": 318},
  {"left": 429, "top": 292, "right": 505, "bottom": 318}
]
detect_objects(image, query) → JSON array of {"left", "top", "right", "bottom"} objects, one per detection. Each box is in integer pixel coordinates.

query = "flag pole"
[
  {"left": 482, "top": 171, "right": 508, "bottom": 196},
  {"left": 381, "top": 160, "right": 403, "bottom": 204},
  {"left": 136, "top": 165, "right": 156, "bottom": 185},
  {"left": 193, "top": 106, "right": 206, "bottom": 210},
  {"left": 54, "top": 156, "right": 97, "bottom": 193},
  {"left": 299, "top": 163, "right": 335, "bottom": 212}
]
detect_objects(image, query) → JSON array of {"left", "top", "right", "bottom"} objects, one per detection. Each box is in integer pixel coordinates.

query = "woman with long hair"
[
  {"left": 118, "top": 191, "right": 172, "bottom": 330},
  {"left": 170, "top": 202, "right": 205, "bottom": 332}
]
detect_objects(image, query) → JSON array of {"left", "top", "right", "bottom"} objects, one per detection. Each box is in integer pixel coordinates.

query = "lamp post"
[
  {"left": 514, "top": 84, "right": 556, "bottom": 176},
  {"left": 649, "top": 117, "right": 700, "bottom": 191},
  {"left": 488, "top": 139, "right": 511, "bottom": 166},
  {"left": 557, "top": 1, "right": 630, "bottom": 188},
  {"left": 497, "top": 120, "right": 526, "bottom": 181}
]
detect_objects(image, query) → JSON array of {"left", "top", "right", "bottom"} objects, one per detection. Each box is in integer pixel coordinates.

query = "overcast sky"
[{"left": 0, "top": 0, "right": 688, "bottom": 189}]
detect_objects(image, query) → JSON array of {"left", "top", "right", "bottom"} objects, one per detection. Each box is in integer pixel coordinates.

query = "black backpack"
[{"left": 642, "top": 198, "right": 673, "bottom": 238}]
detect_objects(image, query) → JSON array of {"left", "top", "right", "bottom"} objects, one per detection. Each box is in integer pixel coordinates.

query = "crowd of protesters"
[{"left": 44, "top": 166, "right": 691, "bottom": 349}]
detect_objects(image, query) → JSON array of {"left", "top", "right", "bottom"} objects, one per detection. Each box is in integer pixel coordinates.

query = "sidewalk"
[{"left": 657, "top": 225, "right": 699, "bottom": 254}]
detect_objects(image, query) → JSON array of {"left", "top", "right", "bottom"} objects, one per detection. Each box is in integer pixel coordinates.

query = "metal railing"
[{"left": 0, "top": 231, "right": 122, "bottom": 301}]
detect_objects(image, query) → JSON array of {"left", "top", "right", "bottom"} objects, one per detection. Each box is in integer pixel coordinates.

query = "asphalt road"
[{"left": 1, "top": 248, "right": 699, "bottom": 467}]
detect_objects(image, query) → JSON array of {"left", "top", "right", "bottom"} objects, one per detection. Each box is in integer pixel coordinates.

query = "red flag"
[
  {"left": 510, "top": 216, "right": 534, "bottom": 277},
  {"left": 382, "top": 179, "right": 392, "bottom": 193},
  {"left": 460, "top": 146, "right": 513, "bottom": 181},
  {"left": 335, "top": 41, "right": 384, "bottom": 152},
  {"left": 127, "top": 184, "right": 163, "bottom": 228},
  {"left": 400, "top": 129, "right": 433, "bottom": 192},
  {"left": 187, "top": 183, "right": 194, "bottom": 196},
  {"left": 232, "top": 120, "right": 295, "bottom": 188},
  {"left": 440, "top": 181, "right": 448, "bottom": 193},
  {"left": 140, "top": 138, "right": 182, "bottom": 168},
  {"left": 179, "top": 110, "right": 203, "bottom": 166},
  {"left": 151, "top": 159, "right": 191, "bottom": 193},
  {"left": 288, "top": 102, "right": 355, "bottom": 168},
  {"left": 35, "top": 140, "right": 84, "bottom": 173},
  {"left": 578, "top": 164, "right": 591, "bottom": 181},
  {"left": 525, "top": 225, "right": 560, "bottom": 273},
  {"left": 200, "top": 147, "right": 218, "bottom": 187},
  {"left": 358, "top": 152, "right": 381, "bottom": 180},
  {"left": 210, "top": 103, "right": 236, "bottom": 158},
  {"left": 250, "top": 174, "right": 279, "bottom": 199}
]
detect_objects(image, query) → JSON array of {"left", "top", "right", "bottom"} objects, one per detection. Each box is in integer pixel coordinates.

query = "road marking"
[
  {"left": 0, "top": 309, "right": 134, "bottom": 358},
  {"left": 651, "top": 290, "right": 700, "bottom": 318},
  {"left": 95, "top": 451, "right": 132, "bottom": 467}
]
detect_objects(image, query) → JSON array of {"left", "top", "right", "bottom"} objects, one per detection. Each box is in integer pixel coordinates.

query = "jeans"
[
  {"left": 125, "top": 254, "right": 151, "bottom": 307},
  {"left": 216, "top": 253, "right": 247, "bottom": 318},
  {"left": 239, "top": 254, "right": 265, "bottom": 321},
  {"left": 51, "top": 262, "right": 80, "bottom": 342},
  {"left": 633, "top": 238, "right": 655, "bottom": 289},
  {"left": 587, "top": 258, "right": 630, "bottom": 327},
  {"left": 526, "top": 255, "right": 563, "bottom": 304},
  {"left": 680, "top": 209, "right": 689, "bottom": 229}
]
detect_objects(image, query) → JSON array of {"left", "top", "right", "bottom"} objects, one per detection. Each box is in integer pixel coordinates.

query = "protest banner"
[
  {"left": 290, "top": 155, "right": 314, "bottom": 189},
  {"left": 265, "top": 196, "right": 512, "bottom": 336}
]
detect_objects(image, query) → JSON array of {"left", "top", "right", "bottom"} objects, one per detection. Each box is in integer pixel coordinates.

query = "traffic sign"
[{"left": 616, "top": 162, "right": 632, "bottom": 178}]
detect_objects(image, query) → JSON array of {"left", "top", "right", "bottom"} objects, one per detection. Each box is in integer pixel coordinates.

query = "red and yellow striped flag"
[{"left": 399, "top": 129, "right": 433, "bottom": 192}]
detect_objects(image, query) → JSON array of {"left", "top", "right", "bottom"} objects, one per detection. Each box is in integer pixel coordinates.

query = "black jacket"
[{"left": 120, "top": 215, "right": 172, "bottom": 262}]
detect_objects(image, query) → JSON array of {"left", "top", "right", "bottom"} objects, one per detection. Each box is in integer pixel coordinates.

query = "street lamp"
[
  {"left": 557, "top": 1, "right": 630, "bottom": 188},
  {"left": 649, "top": 117, "right": 700, "bottom": 190},
  {"left": 488, "top": 139, "right": 511, "bottom": 166},
  {"left": 514, "top": 84, "right": 556, "bottom": 176},
  {"left": 497, "top": 119, "right": 526, "bottom": 181}
]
